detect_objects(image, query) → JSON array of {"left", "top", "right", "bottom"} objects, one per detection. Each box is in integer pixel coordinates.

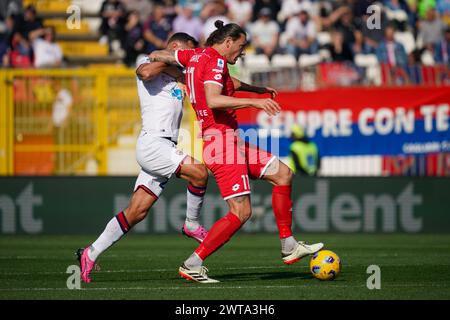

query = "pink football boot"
[
  {"left": 76, "top": 247, "right": 99, "bottom": 283},
  {"left": 181, "top": 224, "right": 208, "bottom": 243}
]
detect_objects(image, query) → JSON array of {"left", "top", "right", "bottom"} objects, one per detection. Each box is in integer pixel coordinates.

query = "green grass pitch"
[{"left": 1, "top": 234, "right": 449, "bottom": 300}]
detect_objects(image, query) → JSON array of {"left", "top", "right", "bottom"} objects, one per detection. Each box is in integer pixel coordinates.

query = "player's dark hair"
[
  {"left": 167, "top": 32, "right": 199, "bottom": 47},
  {"left": 205, "top": 20, "right": 246, "bottom": 47}
]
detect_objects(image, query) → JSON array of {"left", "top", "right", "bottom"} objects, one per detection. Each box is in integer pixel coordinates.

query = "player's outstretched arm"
[
  {"left": 148, "top": 49, "right": 179, "bottom": 66},
  {"left": 205, "top": 83, "right": 280, "bottom": 116},
  {"left": 231, "top": 77, "right": 278, "bottom": 99}
]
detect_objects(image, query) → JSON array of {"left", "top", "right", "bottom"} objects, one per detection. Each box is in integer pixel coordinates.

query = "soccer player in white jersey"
[{"left": 76, "top": 33, "right": 210, "bottom": 283}]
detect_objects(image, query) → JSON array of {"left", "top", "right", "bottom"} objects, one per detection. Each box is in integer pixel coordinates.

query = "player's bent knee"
[
  {"left": 197, "top": 166, "right": 209, "bottom": 185},
  {"left": 274, "top": 163, "right": 294, "bottom": 186},
  {"left": 191, "top": 165, "right": 208, "bottom": 187},
  {"left": 227, "top": 196, "right": 252, "bottom": 222}
]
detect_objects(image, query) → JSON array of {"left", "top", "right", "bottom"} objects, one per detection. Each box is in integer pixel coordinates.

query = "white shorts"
[{"left": 134, "top": 131, "right": 187, "bottom": 198}]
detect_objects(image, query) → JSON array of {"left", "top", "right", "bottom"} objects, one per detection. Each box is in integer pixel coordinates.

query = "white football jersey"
[{"left": 136, "top": 55, "right": 184, "bottom": 142}]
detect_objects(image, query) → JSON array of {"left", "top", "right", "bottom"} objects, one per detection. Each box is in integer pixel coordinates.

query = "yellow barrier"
[
  {"left": 24, "top": 0, "right": 72, "bottom": 13},
  {"left": 0, "top": 68, "right": 140, "bottom": 175},
  {"left": 0, "top": 67, "right": 200, "bottom": 176},
  {"left": 44, "top": 19, "right": 91, "bottom": 35}
]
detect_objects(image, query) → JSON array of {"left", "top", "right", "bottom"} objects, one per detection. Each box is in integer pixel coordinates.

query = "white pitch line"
[
  {"left": 1, "top": 283, "right": 449, "bottom": 292},
  {"left": 0, "top": 265, "right": 301, "bottom": 276}
]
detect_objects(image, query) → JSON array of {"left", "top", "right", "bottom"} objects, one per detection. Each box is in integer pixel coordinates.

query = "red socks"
[
  {"left": 195, "top": 212, "right": 242, "bottom": 260},
  {"left": 194, "top": 185, "right": 293, "bottom": 260},
  {"left": 272, "top": 185, "right": 293, "bottom": 239}
]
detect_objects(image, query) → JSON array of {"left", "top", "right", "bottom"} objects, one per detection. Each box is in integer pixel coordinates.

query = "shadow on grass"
[{"left": 215, "top": 271, "right": 314, "bottom": 282}]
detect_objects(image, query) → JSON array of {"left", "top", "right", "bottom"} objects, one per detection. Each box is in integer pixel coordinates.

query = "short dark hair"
[
  {"left": 168, "top": 32, "right": 199, "bottom": 47},
  {"left": 205, "top": 20, "right": 246, "bottom": 47}
]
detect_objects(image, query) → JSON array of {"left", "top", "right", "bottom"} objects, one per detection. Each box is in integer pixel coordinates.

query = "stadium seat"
[
  {"left": 71, "top": 0, "right": 104, "bottom": 14},
  {"left": 421, "top": 50, "right": 435, "bottom": 66},
  {"left": 354, "top": 54, "right": 379, "bottom": 67},
  {"left": 298, "top": 54, "right": 322, "bottom": 68},
  {"left": 25, "top": 0, "right": 72, "bottom": 14},
  {"left": 354, "top": 54, "right": 381, "bottom": 85},
  {"left": 319, "top": 49, "right": 331, "bottom": 61},
  {"left": 271, "top": 54, "right": 297, "bottom": 68},
  {"left": 57, "top": 41, "right": 109, "bottom": 57},
  {"left": 394, "top": 31, "right": 416, "bottom": 54},
  {"left": 44, "top": 19, "right": 91, "bottom": 36},
  {"left": 243, "top": 54, "right": 271, "bottom": 70},
  {"left": 279, "top": 31, "right": 289, "bottom": 48},
  {"left": 317, "top": 32, "right": 331, "bottom": 46},
  {"left": 385, "top": 8, "right": 409, "bottom": 23}
]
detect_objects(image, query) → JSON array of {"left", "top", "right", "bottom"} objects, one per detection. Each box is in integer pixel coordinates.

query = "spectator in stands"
[
  {"left": 29, "top": 27, "right": 63, "bottom": 68},
  {"left": 416, "top": 0, "right": 437, "bottom": 19},
  {"left": 18, "top": 5, "right": 43, "bottom": 40},
  {"left": 351, "top": 0, "right": 376, "bottom": 21},
  {"left": 376, "top": 24, "right": 408, "bottom": 67},
  {"left": 278, "top": 0, "right": 313, "bottom": 26},
  {"left": 418, "top": 8, "right": 446, "bottom": 50},
  {"left": 123, "top": 0, "right": 153, "bottom": 23},
  {"left": 143, "top": 3, "right": 172, "bottom": 53},
  {"left": 17, "top": 5, "right": 44, "bottom": 38},
  {"left": 252, "top": 0, "right": 281, "bottom": 22},
  {"left": 122, "top": 10, "right": 144, "bottom": 67},
  {"left": 404, "top": 0, "right": 419, "bottom": 36},
  {"left": 160, "top": 0, "right": 178, "bottom": 24},
  {"left": 0, "top": 0, "right": 21, "bottom": 20},
  {"left": 200, "top": 0, "right": 230, "bottom": 43},
  {"left": 433, "top": 27, "right": 450, "bottom": 65},
  {"left": 0, "top": 14, "right": 15, "bottom": 67},
  {"left": 288, "top": 124, "right": 320, "bottom": 176},
  {"left": 352, "top": 29, "right": 373, "bottom": 55},
  {"left": 177, "top": 0, "right": 204, "bottom": 17},
  {"left": 327, "top": 29, "right": 354, "bottom": 62},
  {"left": 7, "top": 31, "right": 33, "bottom": 68},
  {"left": 99, "top": 0, "right": 127, "bottom": 54},
  {"left": 172, "top": 3, "right": 203, "bottom": 41},
  {"left": 334, "top": 6, "right": 357, "bottom": 45},
  {"left": 360, "top": 4, "right": 389, "bottom": 53},
  {"left": 227, "top": 0, "right": 253, "bottom": 28},
  {"left": 384, "top": 0, "right": 411, "bottom": 31},
  {"left": 285, "top": 9, "right": 318, "bottom": 59},
  {"left": 436, "top": 0, "right": 450, "bottom": 18},
  {"left": 249, "top": 8, "right": 280, "bottom": 60},
  {"left": 319, "top": 4, "right": 353, "bottom": 31}
]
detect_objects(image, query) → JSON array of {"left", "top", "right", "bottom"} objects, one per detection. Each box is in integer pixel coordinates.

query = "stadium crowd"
[{"left": 0, "top": 0, "right": 449, "bottom": 68}]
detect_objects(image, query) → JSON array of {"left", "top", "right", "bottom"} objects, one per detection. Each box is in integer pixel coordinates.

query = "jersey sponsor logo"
[
  {"left": 212, "top": 68, "right": 224, "bottom": 73},
  {"left": 171, "top": 88, "right": 183, "bottom": 101},
  {"left": 217, "top": 59, "right": 224, "bottom": 69},
  {"left": 190, "top": 55, "right": 201, "bottom": 63},
  {"left": 232, "top": 184, "right": 240, "bottom": 192},
  {"left": 214, "top": 74, "right": 222, "bottom": 81}
]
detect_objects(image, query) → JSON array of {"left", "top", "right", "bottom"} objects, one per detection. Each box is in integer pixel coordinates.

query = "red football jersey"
[{"left": 175, "top": 47, "right": 238, "bottom": 134}]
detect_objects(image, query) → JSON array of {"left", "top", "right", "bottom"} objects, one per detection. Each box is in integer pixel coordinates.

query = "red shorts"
[{"left": 203, "top": 133, "right": 276, "bottom": 200}]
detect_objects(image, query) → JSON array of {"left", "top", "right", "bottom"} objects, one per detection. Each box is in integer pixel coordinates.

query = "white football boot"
[
  {"left": 179, "top": 264, "right": 220, "bottom": 283},
  {"left": 282, "top": 241, "right": 324, "bottom": 264}
]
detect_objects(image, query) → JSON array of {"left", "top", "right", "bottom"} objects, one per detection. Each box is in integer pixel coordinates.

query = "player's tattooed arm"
[
  {"left": 204, "top": 83, "right": 281, "bottom": 116},
  {"left": 136, "top": 60, "right": 184, "bottom": 82},
  {"left": 136, "top": 61, "right": 168, "bottom": 81},
  {"left": 148, "top": 49, "right": 178, "bottom": 66},
  {"left": 231, "top": 77, "right": 278, "bottom": 99}
]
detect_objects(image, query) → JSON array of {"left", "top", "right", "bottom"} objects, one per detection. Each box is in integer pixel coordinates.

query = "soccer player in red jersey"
[{"left": 150, "top": 22, "right": 324, "bottom": 283}]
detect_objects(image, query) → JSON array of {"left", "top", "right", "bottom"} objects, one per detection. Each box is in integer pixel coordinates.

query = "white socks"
[
  {"left": 185, "top": 184, "right": 206, "bottom": 231},
  {"left": 281, "top": 236, "right": 298, "bottom": 254},
  {"left": 184, "top": 252, "right": 203, "bottom": 268},
  {"left": 87, "top": 212, "right": 130, "bottom": 261}
]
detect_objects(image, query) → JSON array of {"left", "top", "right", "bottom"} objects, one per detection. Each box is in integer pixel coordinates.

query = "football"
[{"left": 310, "top": 250, "right": 342, "bottom": 280}]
